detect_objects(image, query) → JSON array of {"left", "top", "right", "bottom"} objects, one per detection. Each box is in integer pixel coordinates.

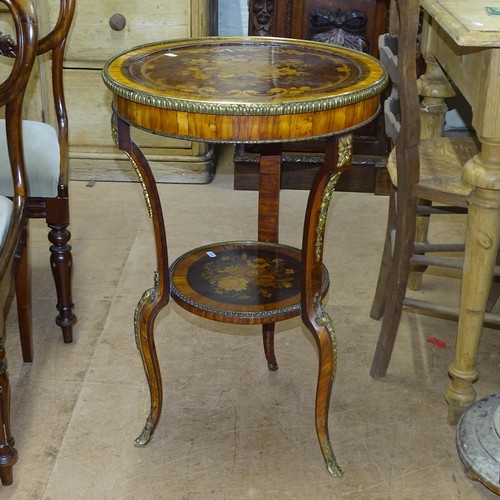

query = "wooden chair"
[
  {"left": 0, "top": 0, "right": 76, "bottom": 361},
  {"left": 0, "top": 0, "right": 38, "bottom": 484},
  {"left": 369, "top": 0, "right": 494, "bottom": 378}
]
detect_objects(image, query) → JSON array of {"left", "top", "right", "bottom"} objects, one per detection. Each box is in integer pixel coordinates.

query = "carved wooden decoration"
[
  {"left": 0, "top": 32, "right": 16, "bottom": 57},
  {"left": 250, "top": 0, "right": 275, "bottom": 36},
  {"left": 248, "top": 0, "right": 388, "bottom": 58},
  {"left": 242, "top": 0, "right": 391, "bottom": 194},
  {"left": 309, "top": 7, "right": 368, "bottom": 52}
]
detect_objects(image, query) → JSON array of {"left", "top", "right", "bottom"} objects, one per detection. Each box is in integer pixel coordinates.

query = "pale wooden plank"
[{"left": 421, "top": 0, "right": 500, "bottom": 46}]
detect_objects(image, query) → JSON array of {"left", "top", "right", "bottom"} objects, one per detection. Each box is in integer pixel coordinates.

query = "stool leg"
[
  {"left": 370, "top": 183, "right": 396, "bottom": 320},
  {"left": 445, "top": 186, "right": 500, "bottom": 424}
]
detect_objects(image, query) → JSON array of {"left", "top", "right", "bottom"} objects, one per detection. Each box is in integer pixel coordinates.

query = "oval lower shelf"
[{"left": 170, "top": 240, "right": 329, "bottom": 324}]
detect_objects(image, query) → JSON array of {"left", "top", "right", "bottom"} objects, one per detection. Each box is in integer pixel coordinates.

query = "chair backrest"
[
  {"left": 379, "top": 0, "right": 421, "bottom": 187},
  {"left": 0, "top": 0, "right": 37, "bottom": 199},
  {"left": 0, "top": 0, "right": 37, "bottom": 268},
  {"left": 36, "top": 0, "right": 75, "bottom": 191}
]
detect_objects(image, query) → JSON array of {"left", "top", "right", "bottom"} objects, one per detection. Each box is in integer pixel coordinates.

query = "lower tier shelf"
[{"left": 170, "top": 241, "right": 329, "bottom": 324}]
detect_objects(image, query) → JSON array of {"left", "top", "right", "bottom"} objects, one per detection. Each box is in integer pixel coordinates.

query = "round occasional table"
[{"left": 102, "top": 36, "right": 387, "bottom": 476}]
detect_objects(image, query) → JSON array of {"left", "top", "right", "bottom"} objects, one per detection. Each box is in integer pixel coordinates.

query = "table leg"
[
  {"left": 258, "top": 144, "right": 282, "bottom": 371},
  {"left": 445, "top": 147, "right": 500, "bottom": 425},
  {"left": 113, "top": 113, "right": 170, "bottom": 444},
  {"left": 257, "top": 144, "right": 281, "bottom": 243},
  {"left": 301, "top": 134, "right": 352, "bottom": 476}
]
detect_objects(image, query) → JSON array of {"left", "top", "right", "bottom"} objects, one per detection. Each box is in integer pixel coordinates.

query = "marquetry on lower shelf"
[{"left": 170, "top": 241, "right": 329, "bottom": 325}]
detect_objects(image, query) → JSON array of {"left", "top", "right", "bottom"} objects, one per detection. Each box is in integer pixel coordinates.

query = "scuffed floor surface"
[{"left": 3, "top": 147, "right": 499, "bottom": 499}]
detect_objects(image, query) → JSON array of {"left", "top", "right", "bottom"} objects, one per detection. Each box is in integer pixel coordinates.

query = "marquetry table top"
[{"left": 102, "top": 36, "right": 387, "bottom": 143}]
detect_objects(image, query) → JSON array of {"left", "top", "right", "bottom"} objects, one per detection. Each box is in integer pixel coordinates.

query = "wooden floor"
[{"left": 3, "top": 147, "right": 499, "bottom": 498}]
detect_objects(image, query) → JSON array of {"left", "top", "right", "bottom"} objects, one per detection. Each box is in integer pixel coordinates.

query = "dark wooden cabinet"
[{"left": 234, "top": 0, "right": 390, "bottom": 194}]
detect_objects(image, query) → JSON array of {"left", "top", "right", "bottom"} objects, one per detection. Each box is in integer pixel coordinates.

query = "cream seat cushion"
[
  {"left": 0, "top": 120, "right": 60, "bottom": 198},
  {"left": 0, "top": 195, "right": 13, "bottom": 249}
]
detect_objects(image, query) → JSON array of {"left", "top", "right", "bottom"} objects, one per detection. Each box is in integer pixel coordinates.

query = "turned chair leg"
[
  {"left": 370, "top": 184, "right": 397, "bottom": 320},
  {"left": 371, "top": 189, "right": 417, "bottom": 379},
  {"left": 407, "top": 199, "right": 431, "bottom": 291},
  {"left": 262, "top": 323, "right": 278, "bottom": 371},
  {"left": 0, "top": 338, "right": 18, "bottom": 486},
  {"left": 48, "top": 222, "right": 76, "bottom": 343},
  {"left": 15, "top": 222, "right": 33, "bottom": 362}
]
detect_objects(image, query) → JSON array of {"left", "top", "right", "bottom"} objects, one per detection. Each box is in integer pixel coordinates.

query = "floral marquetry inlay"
[
  {"left": 129, "top": 46, "right": 356, "bottom": 102},
  {"left": 170, "top": 241, "right": 330, "bottom": 321},
  {"left": 192, "top": 249, "right": 297, "bottom": 302},
  {"left": 103, "top": 37, "right": 387, "bottom": 118},
  {"left": 178, "top": 245, "right": 300, "bottom": 306}
]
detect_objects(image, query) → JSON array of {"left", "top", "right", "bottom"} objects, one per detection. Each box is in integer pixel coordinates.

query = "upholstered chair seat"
[
  {"left": 0, "top": 196, "right": 13, "bottom": 244},
  {"left": 0, "top": 120, "right": 60, "bottom": 198}
]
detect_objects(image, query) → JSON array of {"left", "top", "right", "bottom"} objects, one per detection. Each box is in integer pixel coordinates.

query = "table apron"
[
  {"left": 113, "top": 95, "right": 381, "bottom": 143},
  {"left": 425, "top": 20, "right": 500, "bottom": 139}
]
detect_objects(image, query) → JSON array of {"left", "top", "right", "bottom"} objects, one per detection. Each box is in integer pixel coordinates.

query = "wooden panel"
[
  {"left": 63, "top": 69, "right": 192, "bottom": 152},
  {"left": 426, "top": 23, "right": 499, "bottom": 138},
  {"left": 69, "top": 150, "right": 215, "bottom": 184},
  {"left": 49, "top": 0, "right": 193, "bottom": 67},
  {"left": 241, "top": 0, "right": 390, "bottom": 194},
  {"left": 62, "top": 69, "right": 215, "bottom": 183},
  {"left": 35, "top": 0, "right": 216, "bottom": 183},
  {"left": 248, "top": 0, "right": 388, "bottom": 59},
  {"left": 421, "top": 0, "right": 500, "bottom": 46}
]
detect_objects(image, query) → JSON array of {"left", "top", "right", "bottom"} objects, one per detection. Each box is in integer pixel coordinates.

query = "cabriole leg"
[
  {"left": 300, "top": 134, "right": 352, "bottom": 475},
  {"left": 134, "top": 273, "right": 163, "bottom": 445},
  {"left": 305, "top": 294, "right": 342, "bottom": 476},
  {"left": 113, "top": 112, "right": 170, "bottom": 445}
]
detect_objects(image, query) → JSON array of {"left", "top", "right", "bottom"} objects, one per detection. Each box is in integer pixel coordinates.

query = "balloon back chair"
[
  {"left": 0, "top": 0, "right": 38, "bottom": 485},
  {"left": 0, "top": 0, "right": 76, "bottom": 362},
  {"left": 368, "top": 0, "right": 498, "bottom": 390}
]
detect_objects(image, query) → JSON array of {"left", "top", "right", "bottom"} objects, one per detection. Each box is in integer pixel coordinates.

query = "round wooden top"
[{"left": 103, "top": 36, "right": 388, "bottom": 142}]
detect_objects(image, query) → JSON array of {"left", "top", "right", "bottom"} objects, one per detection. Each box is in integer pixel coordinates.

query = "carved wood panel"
[
  {"left": 249, "top": 0, "right": 388, "bottom": 57},
  {"left": 238, "top": 0, "right": 391, "bottom": 194}
]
